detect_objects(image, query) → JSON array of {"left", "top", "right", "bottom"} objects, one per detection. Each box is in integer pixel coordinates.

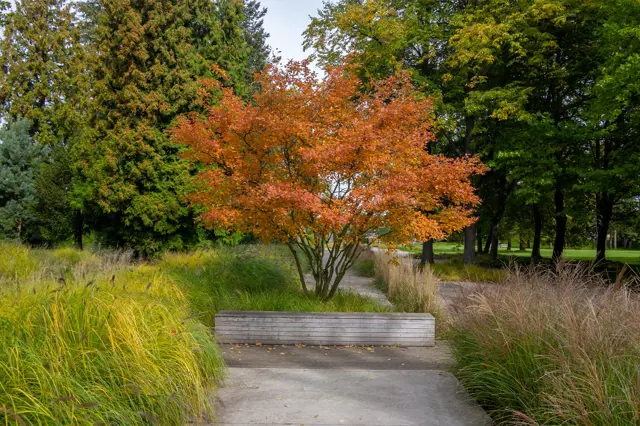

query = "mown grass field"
[
  {"left": 0, "top": 243, "right": 384, "bottom": 425},
  {"left": 401, "top": 242, "right": 640, "bottom": 264}
]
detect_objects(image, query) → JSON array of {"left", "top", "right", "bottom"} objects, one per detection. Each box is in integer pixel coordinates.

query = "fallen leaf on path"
[
  {"left": 255, "top": 342, "right": 263, "bottom": 346},
  {"left": 279, "top": 352, "right": 285, "bottom": 355}
]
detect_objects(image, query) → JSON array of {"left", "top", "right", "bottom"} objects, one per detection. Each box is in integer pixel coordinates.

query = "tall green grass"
[
  {"left": 0, "top": 243, "right": 223, "bottom": 425},
  {"left": 160, "top": 245, "right": 387, "bottom": 327},
  {"left": 449, "top": 262, "right": 640, "bottom": 425},
  {"left": 0, "top": 242, "right": 385, "bottom": 425}
]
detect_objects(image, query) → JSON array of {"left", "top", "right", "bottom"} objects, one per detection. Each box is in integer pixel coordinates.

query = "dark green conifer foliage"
[
  {"left": 0, "top": 119, "right": 46, "bottom": 241},
  {"left": 0, "top": 0, "right": 88, "bottom": 145}
]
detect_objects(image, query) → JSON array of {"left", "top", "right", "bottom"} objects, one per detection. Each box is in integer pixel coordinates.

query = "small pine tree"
[{"left": 0, "top": 119, "right": 47, "bottom": 241}]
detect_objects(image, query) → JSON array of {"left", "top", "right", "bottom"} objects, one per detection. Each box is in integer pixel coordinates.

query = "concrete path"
[
  {"left": 339, "top": 272, "right": 392, "bottom": 308},
  {"left": 208, "top": 253, "right": 490, "bottom": 426},
  {"left": 214, "top": 344, "right": 491, "bottom": 426}
]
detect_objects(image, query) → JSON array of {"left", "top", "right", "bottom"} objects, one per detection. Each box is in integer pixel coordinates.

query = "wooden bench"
[{"left": 215, "top": 311, "right": 435, "bottom": 347}]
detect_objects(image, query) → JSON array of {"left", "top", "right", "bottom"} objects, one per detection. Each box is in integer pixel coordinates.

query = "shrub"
[
  {"left": 449, "top": 262, "right": 640, "bottom": 425},
  {"left": 0, "top": 246, "right": 223, "bottom": 425}
]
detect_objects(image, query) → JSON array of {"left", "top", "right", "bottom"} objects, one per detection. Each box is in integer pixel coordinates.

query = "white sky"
[{"left": 261, "top": 0, "right": 325, "bottom": 68}]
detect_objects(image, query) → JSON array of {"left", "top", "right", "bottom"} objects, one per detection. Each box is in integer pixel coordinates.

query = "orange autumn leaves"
[{"left": 172, "top": 61, "right": 485, "bottom": 246}]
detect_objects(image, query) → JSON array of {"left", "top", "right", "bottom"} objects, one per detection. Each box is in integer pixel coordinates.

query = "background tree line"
[
  {"left": 2, "top": 0, "right": 639, "bottom": 262},
  {"left": 304, "top": 0, "right": 640, "bottom": 263},
  {"left": 0, "top": 0, "right": 270, "bottom": 255}
]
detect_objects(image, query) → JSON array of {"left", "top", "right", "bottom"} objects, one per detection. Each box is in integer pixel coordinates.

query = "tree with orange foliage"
[{"left": 172, "top": 61, "right": 484, "bottom": 300}]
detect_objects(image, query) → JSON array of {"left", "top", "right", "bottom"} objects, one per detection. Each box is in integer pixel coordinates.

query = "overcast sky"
[{"left": 261, "top": 0, "right": 325, "bottom": 67}]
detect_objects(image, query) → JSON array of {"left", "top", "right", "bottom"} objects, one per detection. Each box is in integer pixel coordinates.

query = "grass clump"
[
  {"left": 161, "top": 245, "right": 387, "bottom": 327},
  {"left": 0, "top": 242, "right": 40, "bottom": 280},
  {"left": 0, "top": 243, "right": 223, "bottom": 425},
  {"left": 449, "top": 262, "right": 640, "bottom": 425},
  {"left": 372, "top": 251, "right": 445, "bottom": 322}
]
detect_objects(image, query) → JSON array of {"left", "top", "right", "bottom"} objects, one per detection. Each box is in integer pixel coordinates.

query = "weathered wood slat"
[
  {"left": 216, "top": 329, "right": 433, "bottom": 338},
  {"left": 216, "top": 314, "right": 428, "bottom": 326},
  {"left": 215, "top": 310, "right": 435, "bottom": 347},
  {"left": 216, "top": 327, "right": 432, "bottom": 334},
  {"left": 216, "top": 311, "right": 427, "bottom": 319},
  {"left": 216, "top": 322, "right": 431, "bottom": 330}
]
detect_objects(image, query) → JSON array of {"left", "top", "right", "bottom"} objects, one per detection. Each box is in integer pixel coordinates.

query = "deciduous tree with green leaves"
[{"left": 583, "top": 0, "right": 640, "bottom": 261}]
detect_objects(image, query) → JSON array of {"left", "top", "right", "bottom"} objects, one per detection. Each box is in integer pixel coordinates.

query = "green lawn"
[{"left": 402, "top": 242, "right": 640, "bottom": 264}]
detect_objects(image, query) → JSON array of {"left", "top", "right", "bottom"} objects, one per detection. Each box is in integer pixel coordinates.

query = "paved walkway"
[
  {"left": 337, "top": 271, "right": 393, "bottom": 308},
  {"left": 207, "top": 260, "right": 490, "bottom": 426},
  {"left": 214, "top": 344, "right": 490, "bottom": 426}
]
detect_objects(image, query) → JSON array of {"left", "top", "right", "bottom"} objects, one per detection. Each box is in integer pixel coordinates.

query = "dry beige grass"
[
  {"left": 449, "top": 261, "right": 640, "bottom": 425},
  {"left": 373, "top": 250, "right": 446, "bottom": 321}
]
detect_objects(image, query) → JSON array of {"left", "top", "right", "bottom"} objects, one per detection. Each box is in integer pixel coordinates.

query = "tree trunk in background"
[
  {"left": 553, "top": 187, "right": 567, "bottom": 261},
  {"left": 476, "top": 227, "right": 483, "bottom": 253},
  {"left": 73, "top": 210, "right": 84, "bottom": 250},
  {"left": 532, "top": 204, "right": 542, "bottom": 261},
  {"left": 463, "top": 224, "right": 476, "bottom": 265},
  {"left": 462, "top": 114, "right": 476, "bottom": 266},
  {"left": 483, "top": 233, "right": 491, "bottom": 254},
  {"left": 420, "top": 240, "right": 435, "bottom": 265},
  {"left": 595, "top": 193, "right": 614, "bottom": 262},
  {"left": 489, "top": 223, "right": 499, "bottom": 261},
  {"left": 519, "top": 235, "right": 525, "bottom": 251},
  {"left": 507, "top": 235, "right": 512, "bottom": 251}
]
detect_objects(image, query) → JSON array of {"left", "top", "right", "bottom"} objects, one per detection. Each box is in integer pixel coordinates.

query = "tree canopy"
[
  {"left": 1, "top": 0, "right": 639, "bottom": 265},
  {"left": 305, "top": 0, "right": 640, "bottom": 263},
  {"left": 173, "top": 61, "right": 484, "bottom": 298}
]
